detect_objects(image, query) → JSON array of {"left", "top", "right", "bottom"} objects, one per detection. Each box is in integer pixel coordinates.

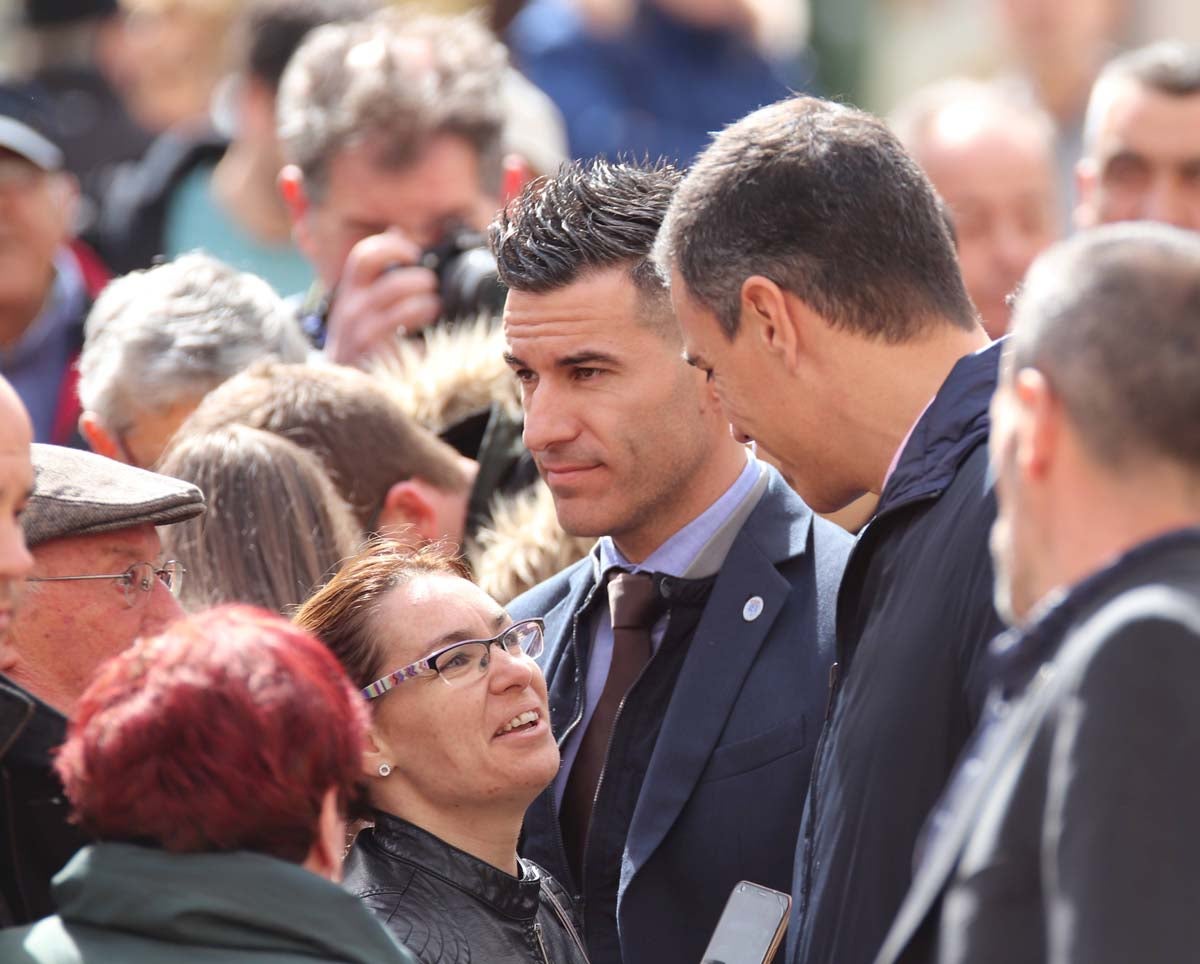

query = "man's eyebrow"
[
  {"left": 556, "top": 351, "right": 620, "bottom": 368},
  {"left": 503, "top": 350, "right": 622, "bottom": 369}
]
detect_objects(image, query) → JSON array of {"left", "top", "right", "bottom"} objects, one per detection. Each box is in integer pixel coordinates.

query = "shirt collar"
[{"left": 596, "top": 452, "right": 760, "bottom": 579}]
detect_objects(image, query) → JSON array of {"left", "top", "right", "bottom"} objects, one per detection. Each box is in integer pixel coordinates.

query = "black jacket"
[
  {"left": 876, "top": 527, "right": 1200, "bottom": 964},
  {"left": 91, "top": 127, "right": 228, "bottom": 275},
  {"left": 788, "top": 341, "right": 1006, "bottom": 964},
  {"left": 0, "top": 678, "right": 90, "bottom": 926},
  {"left": 343, "top": 811, "right": 590, "bottom": 964}
]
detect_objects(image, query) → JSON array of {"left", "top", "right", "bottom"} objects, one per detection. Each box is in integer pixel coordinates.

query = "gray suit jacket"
[{"left": 875, "top": 529, "right": 1200, "bottom": 964}]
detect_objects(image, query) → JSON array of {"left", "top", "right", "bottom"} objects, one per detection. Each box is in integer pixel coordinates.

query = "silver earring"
[{"left": 378, "top": 763, "right": 392, "bottom": 777}]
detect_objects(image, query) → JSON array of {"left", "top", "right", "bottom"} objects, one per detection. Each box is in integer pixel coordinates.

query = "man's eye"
[
  {"left": 572, "top": 367, "right": 602, "bottom": 380},
  {"left": 513, "top": 368, "right": 536, "bottom": 384}
]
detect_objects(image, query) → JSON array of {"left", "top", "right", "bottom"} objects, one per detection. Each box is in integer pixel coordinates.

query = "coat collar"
[
  {"left": 879, "top": 340, "right": 1002, "bottom": 513},
  {"left": 368, "top": 810, "right": 544, "bottom": 921}
]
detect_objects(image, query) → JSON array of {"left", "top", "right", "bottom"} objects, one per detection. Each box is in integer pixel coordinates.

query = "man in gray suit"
[{"left": 875, "top": 221, "right": 1200, "bottom": 964}]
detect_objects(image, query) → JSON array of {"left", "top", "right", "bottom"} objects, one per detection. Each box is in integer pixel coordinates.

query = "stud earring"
[{"left": 378, "top": 763, "right": 392, "bottom": 777}]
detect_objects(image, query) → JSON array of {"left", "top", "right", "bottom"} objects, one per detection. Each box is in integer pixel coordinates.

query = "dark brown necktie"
[{"left": 560, "top": 570, "right": 660, "bottom": 882}]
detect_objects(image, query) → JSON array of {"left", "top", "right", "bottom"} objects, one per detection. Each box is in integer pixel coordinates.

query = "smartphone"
[{"left": 700, "top": 880, "right": 791, "bottom": 964}]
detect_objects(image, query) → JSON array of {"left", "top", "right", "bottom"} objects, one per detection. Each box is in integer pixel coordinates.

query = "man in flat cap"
[{"left": 0, "top": 444, "right": 203, "bottom": 925}]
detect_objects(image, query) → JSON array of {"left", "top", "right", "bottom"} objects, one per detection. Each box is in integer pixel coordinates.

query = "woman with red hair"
[{"left": 0, "top": 605, "right": 417, "bottom": 963}]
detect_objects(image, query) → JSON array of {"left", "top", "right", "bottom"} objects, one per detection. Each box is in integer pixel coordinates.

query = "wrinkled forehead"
[{"left": 1087, "top": 77, "right": 1200, "bottom": 158}]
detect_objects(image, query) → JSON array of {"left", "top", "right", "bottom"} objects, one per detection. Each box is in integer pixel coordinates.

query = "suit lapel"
[{"left": 623, "top": 528, "right": 795, "bottom": 880}]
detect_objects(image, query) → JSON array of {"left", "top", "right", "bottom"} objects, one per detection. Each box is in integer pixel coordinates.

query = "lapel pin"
[{"left": 742, "top": 596, "right": 764, "bottom": 622}]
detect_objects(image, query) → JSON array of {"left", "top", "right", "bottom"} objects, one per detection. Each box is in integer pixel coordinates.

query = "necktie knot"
[{"left": 608, "top": 570, "right": 661, "bottom": 630}]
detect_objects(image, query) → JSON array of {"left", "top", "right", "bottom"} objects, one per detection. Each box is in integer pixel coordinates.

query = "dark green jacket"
[{"left": 0, "top": 843, "right": 418, "bottom": 963}]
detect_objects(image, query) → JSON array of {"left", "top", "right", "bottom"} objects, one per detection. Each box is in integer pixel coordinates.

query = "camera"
[{"left": 419, "top": 229, "right": 507, "bottom": 323}]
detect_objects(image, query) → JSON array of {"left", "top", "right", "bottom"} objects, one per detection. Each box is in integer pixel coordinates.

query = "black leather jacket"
[{"left": 343, "top": 812, "right": 589, "bottom": 964}]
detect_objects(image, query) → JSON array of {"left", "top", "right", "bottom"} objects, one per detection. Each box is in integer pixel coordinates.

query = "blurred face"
[
  {"left": 505, "top": 268, "right": 725, "bottom": 560},
  {"left": 988, "top": 375, "right": 1045, "bottom": 626},
  {"left": 0, "top": 384, "right": 33, "bottom": 654},
  {"left": 14, "top": 524, "right": 184, "bottom": 713},
  {"left": 916, "top": 112, "right": 1059, "bottom": 338},
  {"left": 367, "top": 574, "right": 558, "bottom": 816},
  {"left": 998, "top": 0, "right": 1124, "bottom": 65},
  {"left": 293, "top": 135, "right": 496, "bottom": 290},
  {"left": 1077, "top": 80, "right": 1200, "bottom": 232},
  {"left": 0, "top": 152, "right": 73, "bottom": 345}
]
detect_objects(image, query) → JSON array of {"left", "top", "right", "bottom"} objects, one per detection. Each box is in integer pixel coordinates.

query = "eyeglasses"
[
  {"left": 361, "top": 617, "right": 545, "bottom": 699},
  {"left": 27, "top": 560, "right": 185, "bottom": 608}
]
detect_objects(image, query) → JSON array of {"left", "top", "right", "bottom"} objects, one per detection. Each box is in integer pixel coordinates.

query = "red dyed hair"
[{"left": 55, "top": 604, "right": 369, "bottom": 863}]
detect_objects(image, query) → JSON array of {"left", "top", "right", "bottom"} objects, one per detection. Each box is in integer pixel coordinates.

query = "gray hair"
[
  {"left": 276, "top": 7, "right": 508, "bottom": 200},
  {"left": 1083, "top": 41, "right": 1200, "bottom": 154},
  {"left": 1009, "top": 221, "right": 1200, "bottom": 470},
  {"left": 890, "top": 77, "right": 1056, "bottom": 158},
  {"left": 78, "top": 253, "right": 309, "bottom": 437}
]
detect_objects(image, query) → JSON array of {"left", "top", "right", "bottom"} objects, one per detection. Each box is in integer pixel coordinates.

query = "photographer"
[{"left": 276, "top": 10, "right": 512, "bottom": 365}]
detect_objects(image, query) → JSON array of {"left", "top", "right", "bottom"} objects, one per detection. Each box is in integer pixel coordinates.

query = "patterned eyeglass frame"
[{"left": 360, "top": 617, "right": 545, "bottom": 700}]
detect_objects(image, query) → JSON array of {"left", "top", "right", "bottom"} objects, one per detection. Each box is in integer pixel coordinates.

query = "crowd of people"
[{"left": 0, "top": 2, "right": 1198, "bottom": 963}]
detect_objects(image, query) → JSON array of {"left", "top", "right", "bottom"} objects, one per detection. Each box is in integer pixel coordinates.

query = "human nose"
[
  {"left": 521, "top": 380, "right": 580, "bottom": 453},
  {"left": 0, "top": 521, "right": 33, "bottom": 585},
  {"left": 487, "top": 643, "right": 535, "bottom": 692}
]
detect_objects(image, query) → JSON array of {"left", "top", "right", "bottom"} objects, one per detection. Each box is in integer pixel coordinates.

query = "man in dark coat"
[
  {"left": 493, "top": 160, "right": 851, "bottom": 964},
  {"left": 876, "top": 223, "right": 1200, "bottom": 964},
  {"left": 657, "top": 94, "right": 1005, "bottom": 964}
]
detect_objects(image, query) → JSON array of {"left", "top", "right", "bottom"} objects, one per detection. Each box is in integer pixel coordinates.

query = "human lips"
[{"left": 538, "top": 460, "right": 602, "bottom": 485}]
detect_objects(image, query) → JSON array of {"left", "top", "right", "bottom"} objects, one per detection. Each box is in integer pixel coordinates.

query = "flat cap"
[{"left": 23, "top": 445, "right": 205, "bottom": 549}]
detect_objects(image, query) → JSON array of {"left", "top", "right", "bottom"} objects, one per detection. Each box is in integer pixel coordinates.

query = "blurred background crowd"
[{"left": 0, "top": 0, "right": 1199, "bottom": 961}]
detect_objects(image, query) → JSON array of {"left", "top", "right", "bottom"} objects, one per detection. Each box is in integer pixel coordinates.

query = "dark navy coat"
[
  {"left": 510, "top": 465, "right": 851, "bottom": 964},
  {"left": 789, "top": 341, "right": 1007, "bottom": 964}
]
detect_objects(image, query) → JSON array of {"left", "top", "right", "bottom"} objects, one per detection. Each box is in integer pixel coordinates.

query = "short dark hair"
[
  {"left": 657, "top": 95, "right": 977, "bottom": 342},
  {"left": 179, "top": 362, "right": 468, "bottom": 532},
  {"left": 489, "top": 159, "right": 681, "bottom": 316},
  {"left": 235, "top": 0, "right": 380, "bottom": 91},
  {"left": 1084, "top": 42, "right": 1200, "bottom": 153},
  {"left": 1009, "top": 222, "right": 1200, "bottom": 471}
]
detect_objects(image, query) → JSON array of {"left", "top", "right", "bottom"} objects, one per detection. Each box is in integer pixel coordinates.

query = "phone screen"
[{"left": 701, "top": 881, "right": 791, "bottom": 964}]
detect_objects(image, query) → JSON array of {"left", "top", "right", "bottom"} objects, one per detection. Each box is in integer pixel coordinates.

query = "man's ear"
[
  {"left": 78, "top": 411, "right": 126, "bottom": 463},
  {"left": 278, "top": 164, "right": 310, "bottom": 226},
  {"left": 1013, "top": 368, "right": 1059, "bottom": 481},
  {"left": 741, "top": 275, "right": 802, "bottom": 371},
  {"left": 1073, "top": 158, "right": 1098, "bottom": 231},
  {"left": 500, "top": 152, "right": 534, "bottom": 203},
  {"left": 378, "top": 479, "right": 439, "bottom": 543},
  {"left": 49, "top": 172, "right": 80, "bottom": 239}
]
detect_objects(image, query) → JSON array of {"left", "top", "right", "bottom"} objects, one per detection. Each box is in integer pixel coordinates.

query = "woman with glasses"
[{"left": 294, "top": 540, "right": 589, "bottom": 964}]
